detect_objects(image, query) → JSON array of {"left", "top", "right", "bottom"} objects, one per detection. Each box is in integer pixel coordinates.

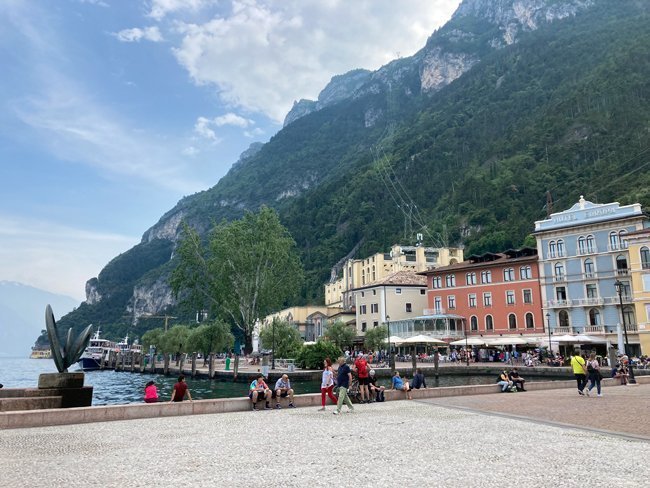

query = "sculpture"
[{"left": 45, "top": 304, "right": 93, "bottom": 373}]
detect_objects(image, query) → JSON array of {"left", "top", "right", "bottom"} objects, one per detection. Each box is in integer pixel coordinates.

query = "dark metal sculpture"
[{"left": 45, "top": 304, "right": 93, "bottom": 373}]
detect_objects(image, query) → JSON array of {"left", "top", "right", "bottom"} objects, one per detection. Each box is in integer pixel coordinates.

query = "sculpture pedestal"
[{"left": 38, "top": 373, "right": 93, "bottom": 408}]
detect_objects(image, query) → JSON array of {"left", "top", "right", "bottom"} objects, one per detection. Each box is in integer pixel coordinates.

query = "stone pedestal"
[{"left": 38, "top": 373, "right": 93, "bottom": 408}]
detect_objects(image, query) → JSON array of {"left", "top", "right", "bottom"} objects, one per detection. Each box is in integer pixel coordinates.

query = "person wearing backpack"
[
  {"left": 585, "top": 352, "right": 603, "bottom": 397},
  {"left": 354, "top": 354, "right": 370, "bottom": 403}
]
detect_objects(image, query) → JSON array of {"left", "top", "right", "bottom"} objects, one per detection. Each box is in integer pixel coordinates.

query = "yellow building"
[
  {"left": 325, "top": 244, "right": 463, "bottom": 309},
  {"left": 262, "top": 305, "right": 353, "bottom": 342},
  {"left": 626, "top": 228, "right": 650, "bottom": 355}
]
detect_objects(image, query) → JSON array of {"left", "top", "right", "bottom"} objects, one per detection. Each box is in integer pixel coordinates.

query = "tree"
[
  {"left": 258, "top": 319, "right": 302, "bottom": 359},
  {"left": 324, "top": 320, "right": 356, "bottom": 350},
  {"left": 141, "top": 327, "right": 165, "bottom": 350},
  {"left": 159, "top": 325, "right": 191, "bottom": 355},
  {"left": 186, "top": 321, "right": 234, "bottom": 357},
  {"left": 363, "top": 325, "right": 388, "bottom": 353},
  {"left": 296, "top": 340, "right": 343, "bottom": 369},
  {"left": 171, "top": 206, "right": 304, "bottom": 353}
]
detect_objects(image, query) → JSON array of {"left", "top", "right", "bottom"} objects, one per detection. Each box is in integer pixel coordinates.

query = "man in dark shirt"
[
  {"left": 333, "top": 357, "right": 354, "bottom": 415},
  {"left": 411, "top": 368, "right": 427, "bottom": 389},
  {"left": 170, "top": 374, "right": 192, "bottom": 402},
  {"left": 508, "top": 368, "right": 526, "bottom": 391}
]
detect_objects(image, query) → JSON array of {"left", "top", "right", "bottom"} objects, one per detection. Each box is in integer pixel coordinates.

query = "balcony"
[
  {"left": 573, "top": 297, "right": 605, "bottom": 307},
  {"left": 553, "top": 327, "right": 572, "bottom": 334},
  {"left": 576, "top": 247, "right": 597, "bottom": 256},
  {"left": 584, "top": 326, "right": 606, "bottom": 334},
  {"left": 615, "top": 268, "right": 630, "bottom": 276},
  {"left": 423, "top": 308, "right": 445, "bottom": 315},
  {"left": 553, "top": 275, "right": 566, "bottom": 282},
  {"left": 547, "top": 299, "right": 572, "bottom": 308}
]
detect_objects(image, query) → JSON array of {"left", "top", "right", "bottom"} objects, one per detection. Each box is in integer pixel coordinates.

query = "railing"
[
  {"left": 553, "top": 275, "right": 566, "bottom": 282},
  {"left": 576, "top": 247, "right": 597, "bottom": 256},
  {"left": 553, "top": 327, "right": 572, "bottom": 334},
  {"left": 547, "top": 299, "right": 571, "bottom": 307},
  {"left": 623, "top": 324, "right": 638, "bottom": 332},
  {"left": 423, "top": 308, "right": 445, "bottom": 315},
  {"left": 584, "top": 326, "right": 605, "bottom": 334},
  {"left": 615, "top": 268, "right": 630, "bottom": 276},
  {"left": 573, "top": 297, "right": 605, "bottom": 306}
]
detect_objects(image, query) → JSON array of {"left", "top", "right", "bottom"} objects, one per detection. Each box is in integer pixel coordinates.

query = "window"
[
  {"left": 360, "top": 305, "right": 367, "bottom": 314},
  {"left": 373, "top": 321, "right": 378, "bottom": 328},
  {"left": 445, "top": 274, "right": 456, "bottom": 287},
  {"left": 549, "top": 241, "right": 557, "bottom": 258},
  {"left": 557, "top": 239, "right": 565, "bottom": 257},
  {"left": 503, "top": 268, "right": 514, "bottom": 281},
  {"left": 361, "top": 322, "right": 367, "bottom": 332},
  {"left": 470, "top": 316, "right": 478, "bottom": 331},
  {"left": 623, "top": 306, "right": 635, "bottom": 326},
  {"left": 588, "top": 309, "right": 600, "bottom": 326},
  {"left": 420, "top": 289, "right": 425, "bottom": 295},
  {"left": 432, "top": 276, "right": 441, "bottom": 289},
  {"left": 395, "top": 288, "right": 402, "bottom": 295},
  {"left": 578, "top": 236, "right": 587, "bottom": 254},
  {"left": 483, "top": 292, "right": 492, "bottom": 307},
  {"left": 641, "top": 247, "right": 650, "bottom": 269},
  {"left": 448, "top": 296, "right": 456, "bottom": 310},
  {"left": 361, "top": 291, "right": 365, "bottom": 298},
  {"left": 586, "top": 235, "right": 595, "bottom": 253},
  {"left": 609, "top": 231, "right": 620, "bottom": 250},
  {"left": 506, "top": 290, "right": 515, "bottom": 305},
  {"left": 586, "top": 284, "right": 598, "bottom": 299},
  {"left": 619, "top": 230, "right": 628, "bottom": 249},
  {"left": 523, "top": 289, "right": 532, "bottom": 304},
  {"left": 481, "top": 270, "right": 492, "bottom": 284},
  {"left": 554, "top": 262, "right": 565, "bottom": 281},
  {"left": 559, "top": 310, "right": 570, "bottom": 328},
  {"left": 584, "top": 258, "right": 594, "bottom": 278},
  {"left": 525, "top": 313, "right": 534, "bottom": 329},
  {"left": 616, "top": 255, "right": 628, "bottom": 275},
  {"left": 371, "top": 303, "right": 379, "bottom": 313},
  {"left": 373, "top": 289, "right": 377, "bottom": 295},
  {"left": 466, "top": 272, "right": 477, "bottom": 285},
  {"left": 434, "top": 297, "right": 442, "bottom": 313},
  {"left": 619, "top": 280, "right": 631, "bottom": 299},
  {"left": 508, "top": 314, "right": 517, "bottom": 329},
  {"left": 468, "top": 294, "right": 477, "bottom": 308},
  {"left": 405, "top": 303, "right": 412, "bottom": 313},
  {"left": 372, "top": 265, "right": 376, "bottom": 281},
  {"left": 556, "top": 286, "right": 567, "bottom": 301},
  {"left": 485, "top": 315, "right": 494, "bottom": 330},
  {"left": 520, "top": 266, "right": 531, "bottom": 280}
]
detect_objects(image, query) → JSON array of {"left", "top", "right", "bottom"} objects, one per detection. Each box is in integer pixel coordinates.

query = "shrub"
[{"left": 296, "top": 340, "right": 342, "bottom": 370}]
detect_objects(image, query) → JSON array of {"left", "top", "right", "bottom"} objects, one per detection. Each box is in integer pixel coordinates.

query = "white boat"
[{"left": 78, "top": 329, "right": 114, "bottom": 371}]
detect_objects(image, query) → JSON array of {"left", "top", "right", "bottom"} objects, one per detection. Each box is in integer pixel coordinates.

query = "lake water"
[{"left": 0, "top": 357, "right": 561, "bottom": 405}]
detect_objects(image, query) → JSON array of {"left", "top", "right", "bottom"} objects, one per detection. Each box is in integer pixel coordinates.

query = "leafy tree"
[
  {"left": 296, "top": 340, "right": 342, "bottom": 370},
  {"left": 171, "top": 207, "right": 304, "bottom": 353},
  {"left": 159, "top": 325, "right": 191, "bottom": 354},
  {"left": 186, "top": 321, "right": 234, "bottom": 357},
  {"left": 141, "top": 327, "right": 165, "bottom": 350},
  {"left": 258, "top": 319, "right": 302, "bottom": 359},
  {"left": 363, "top": 325, "right": 388, "bottom": 353},
  {"left": 324, "top": 320, "right": 356, "bottom": 350}
]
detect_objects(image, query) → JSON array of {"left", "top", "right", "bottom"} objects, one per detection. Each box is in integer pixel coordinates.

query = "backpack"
[{"left": 356, "top": 359, "right": 367, "bottom": 376}]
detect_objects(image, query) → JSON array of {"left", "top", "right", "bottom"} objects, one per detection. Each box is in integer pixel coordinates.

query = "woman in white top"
[
  {"left": 585, "top": 352, "right": 602, "bottom": 397},
  {"left": 319, "top": 357, "right": 338, "bottom": 410}
]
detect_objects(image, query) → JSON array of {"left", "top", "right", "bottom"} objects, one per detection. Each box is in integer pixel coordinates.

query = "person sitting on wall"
[
  {"left": 170, "top": 375, "right": 192, "bottom": 403},
  {"left": 391, "top": 371, "right": 412, "bottom": 400},
  {"left": 273, "top": 374, "right": 295, "bottom": 409},
  {"left": 411, "top": 368, "right": 427, "bottom": 389},
  {"left": 508, "top": 368, "right": 526, "bottom": 391},
  {"left": 368, "top": 369, "right": 385, "bottom": 402},
  {"left": 144, "top": 380, "right": 158, "bottom": 403},
  {"left": 497, "top": 370, "right": 513, "bottom": 392},
  {"left": 249, "top": 374, "right": 272, "bottom": 410}
]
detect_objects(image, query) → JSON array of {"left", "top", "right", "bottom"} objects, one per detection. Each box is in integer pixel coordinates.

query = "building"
[
  {"left": 351, "top": 270, "right": 427, "bottom": 339},
  {"left": 325, "top": 243, "right": 463, "bottom": 309},
  {"left": 262, "top": 306, "right": 339, "bottom": 342},
  {"left": 625, "top": 228, "right": 650, "bottom": 354},
  {"left": 533, "top": 196, "right": 647, "bottom": 355},
  {"left": 419, "top": 247, "right": 544, "bottom": 340}
]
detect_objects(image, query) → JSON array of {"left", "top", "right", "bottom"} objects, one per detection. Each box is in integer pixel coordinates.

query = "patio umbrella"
[
  {"left": 449, "top": 337, "right": 490, "bottom": 347},
  {"left": 383, "top": 336, "right": 405, "bottom": 346},
  {"left": 401, "top": 334, "right": 447, "bottom": 345},
  {"left": 573, "top": 334, "right": 608, "bottom": 343},
  {"left": 552, "top": 334, "right": 583, "bottom": 343},
  {"left": 488, "top": 337, "right": 530, "bottom": 346}
]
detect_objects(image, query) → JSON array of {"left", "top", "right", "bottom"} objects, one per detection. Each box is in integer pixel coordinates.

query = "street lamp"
[
  {"left": 614, "top": 280, "right": 636, "bottom": 384},
  {"left": 386, "top": 315, "right": 394, "bottom": 371},
  {"left": 546, "top": 312, "right": 552, "bottom": 359},
  {"left": 271, "top": 318, "right": 276, "bottom": 370}
]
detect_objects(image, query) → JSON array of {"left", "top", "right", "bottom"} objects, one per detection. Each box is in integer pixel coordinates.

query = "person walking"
[
  {"left": 585, "top": 352, "right": 603, "bottom": 397},
  {"left": 319, "top": 357, "right": 338, "bottom": 411},
  {"left": 570, "top": 350, "right": 587, "bottom": 395},
  {"left": 333, "top": 357, "right": 354, "bottom": 415}
]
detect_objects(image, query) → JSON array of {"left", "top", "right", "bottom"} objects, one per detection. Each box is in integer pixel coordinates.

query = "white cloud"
[
  {"left": 0, "top": 214, "right": 138, "bottom": 300},
  {"left": 193, "top": 112, "right": 254, "bottom": 141},
  {"left": 113, "top": 26, "right": 163, "bottom": 43},
  {"left": 171, "top": 0, "right": 461, "bottom": 121},
  {"left": 77, "top": 0, "right": 110, "bottom": 7},
  {"left": 183, "top": 145, "right": 199, "bottom": 156},
  {"left": 193, "top": 116, "right": 221, "bottom": 142},
  {"left": 214, "top": 112, "right": 253, "bottom": 128},
  {"left": 244, "top": 127, "right": 264, "bottom": 138},
  {"left": 148, "top": 0, "right": 215, "bottom": 21}
]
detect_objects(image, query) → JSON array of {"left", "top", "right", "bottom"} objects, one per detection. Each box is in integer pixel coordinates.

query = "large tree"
[
  {"left": 186, "top": 321, "right": 234, "bottom": 357},
  {"left": 258, "top": 319, "right": 302, "bottom": 359},
  {"left": 171, "top": 206, "right": 303, "bottom": 353},
  {"left": 324, "top": 320, "right": 356, "bottom": 350}
]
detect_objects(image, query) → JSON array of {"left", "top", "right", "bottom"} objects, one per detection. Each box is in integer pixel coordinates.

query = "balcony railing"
[
  {"left": 584, "top": 326, "right": 605, "bottom": 334},
  {"left": 615, "top": 268, "right": 630, "bottom": 276},
  {"left": 547, "top": 299, "right": 571, "bottom": 308},
  {"left": 573, "top": 297, "right": 605, "bottom": 307},
  {"left": 576, "top": 247, "right": 597, "bottom": 256},
  {"left": 552, "top": 327, "right": 572, "bottom": 334}
]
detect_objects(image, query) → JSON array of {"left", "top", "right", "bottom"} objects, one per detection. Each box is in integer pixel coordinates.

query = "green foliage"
[
  {"left": 296, "top": 340, "right": 342, "bottom": 370},
  {"left": 363, "top": 325, "right": 388, "bottom": 353},
  {"left": 186, "top": 321, "right": 234, "bottom": 356},
  {"left": 258, "top": 319, "right": 302, "bottom": 359},
  {"left": 158, "top": 325, "right": 191, "bottom": 354},
  {"left": 171, "top": 207, "right": 304, "bottom": 352},
  {"left": 324, "top": 320, "right": 356, "bottom": 350},
  {"left": 141, "top": 328, "right": 165, "bottom": 350}
]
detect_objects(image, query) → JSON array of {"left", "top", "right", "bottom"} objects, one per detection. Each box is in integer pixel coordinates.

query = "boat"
[
  {"left": 77, "top": 328, "right": 114, "bottom": 371},
  {"left": 30, "top": 348, "right": 52, "bottom": 359}
]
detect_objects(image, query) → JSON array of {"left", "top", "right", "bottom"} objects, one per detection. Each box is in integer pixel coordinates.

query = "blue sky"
[{"left": 0, "top": 0, "right": 459, "bottom": 301}]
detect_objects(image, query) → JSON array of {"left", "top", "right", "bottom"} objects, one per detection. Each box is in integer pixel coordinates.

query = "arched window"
[
  {"left": 577, "top": 236, "right": 586, "bottom": 254},
  {"left": 641, "top": 246, "right": 650, "bottom": 270},
  {"left": 619, "top": 230, "right": 628, "bottom": 249},
  {"left": 485, "top": 315, "right": 494, "bottom": 330},
  {"left": 584, "top": 258, "right": 594, "bottom": 278},
  {"left": 609, "top": 231, "right": 620, "bottom": 250},
  {"left": 470, "top": 316, "right": 478, "bottom": 331},
  {"left": 586, "top": 235, "right": 595, "bottom": 253},
  {"left": 554, "top": 263, "right": 565, "bottom": 281},
  {"left": 616, "top": 255, "right": 628, "bottom": 275},
  {"left": 525, "top": 312, "right": 534, "bottom": 329},
  {"left": 520, "top": 266, "right": 531, "bottom": 280},
  {"left": 588, "top": 309, "right": 600, "bottom": 326},
  {"left": 503, "top": 268, "right": 514, "bottom": 281},
  {"left": 559, "top": 310, "right": 570, "bottom": 328},
  {"left": 508, "top": 314, "right": 517, "bottom": 329},
  {"left": 557, "top": 239, "right": 565, "bottom": 257},
  {"left": 549, "top": 241, "right": 557, "bottom": 258},
  {"left": 372, "top": 265, "right": 376, "bottom": 281}
]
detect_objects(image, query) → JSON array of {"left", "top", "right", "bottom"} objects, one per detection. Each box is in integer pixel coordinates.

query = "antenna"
[{"left": 546, "top": 190, "right": 553, "bottom": 218}]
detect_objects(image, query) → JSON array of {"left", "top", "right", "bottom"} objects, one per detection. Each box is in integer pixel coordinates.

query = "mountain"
[
  {"left": 0, "top": 281, "right": 78, "bottom": 356},
  {"left": 53, "top": 0, "right": 650, "bottom": 342}
]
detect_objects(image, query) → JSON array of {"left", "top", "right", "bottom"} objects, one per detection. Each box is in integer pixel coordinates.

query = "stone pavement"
[{"left": 1, "top": 386, "right": 648, "bottom": 488}]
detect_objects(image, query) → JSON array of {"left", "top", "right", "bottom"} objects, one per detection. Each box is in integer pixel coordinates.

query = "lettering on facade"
[
  {"left": 586, "top": 207, "right": 616, "bottom": 218},
  {"left": 552, "top": 214, "right": 577, "bottom": 224}
]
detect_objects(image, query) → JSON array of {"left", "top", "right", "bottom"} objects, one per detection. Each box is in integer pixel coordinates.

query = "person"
[
  {"left": 497, "top": 370, "right": 513, "bottom": 392},
  {"left": 508, "top": 368, "right": 526, "bottom": 391},
  {"left": 144, "top": 380, "right": 158, "bottom": 403},
  {"left": 391, "top": 371, "right": 412, "bottom": 400},
  {"left": 585, "top": 352, "right": 602, "bottom": 397},
  {"left": 333, "top": 357, "right": 354, "bottom": 415},
  {"left": 411, "top": 368, "right": 427, "bottom": 389},
  {"left": 570, "top": 350, "right": 587, "bottom": 395},
  {"left": 368, "top": 369, "right": 385, "bottom": 402},
  {"left": 354, "top": 354, "right": 370, "bottom": 403},
  {"left": 170, "top": 374, "right": 192, "bottom": 403},
  {"left": 274, "top": 374, "right": 295, "bottom": 409},
  {"left": 319, "top": 357, "right": 338, "bottom": 411},
  {"left": 614, "top": 358, "right": 630, "bottom": 385},
  {"left": 249, "top": 374, "right": 272, "bottom": 410}
]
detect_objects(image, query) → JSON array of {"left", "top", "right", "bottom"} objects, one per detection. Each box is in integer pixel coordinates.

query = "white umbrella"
[
  {"left": 488, "top": 337, "right": 530, "bottom": 346},
  {"left": 383, "top": 335, "right": 405, "bottom": 345},
  {"left": 401, "top": 334, "right": 447, "bottom": 345},
  {"left": 573, "top": 334, "right": 607, "bottom": 343},
  {"left": 449, "top": 337, "right": 490, "bottom": 346},
  {"left": 552, "top": 334, "right": 582, "bottom": 343}
]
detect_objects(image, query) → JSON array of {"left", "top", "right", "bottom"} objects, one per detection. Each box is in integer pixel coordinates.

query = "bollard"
[
  {"left": 139, "top": 353, "right": 146, "bottom": 373},
  {"left": 209, "top": 353, "right": 215, "bottom": 378},
  {"left": 163, "top": 354, "right": 170, "bottom": 375},
  {"left": 151, "top": 349, "right": 157, "bottom": 374},
  {"left": 225, "top": 356, "right": 231, "bottom": 371},
  {"left": 191, "top": 352, "right": 197, "bottom": 378},
  {"left": 130, "top": 353, "right": 136, "bottom": 372}
]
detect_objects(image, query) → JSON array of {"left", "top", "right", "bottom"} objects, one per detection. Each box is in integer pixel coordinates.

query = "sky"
[{"left": 0, "top": 0, "right": 461, "bottom": 302}]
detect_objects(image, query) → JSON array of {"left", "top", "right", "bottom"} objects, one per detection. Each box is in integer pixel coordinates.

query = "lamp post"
[
  {"left": 614, "top": 280, "right": 636, "bottom": 384},
  {"left": 546, "top": 312, "right": 552, "bottom": 359},
  {"left": 463, "top": 318, "right": 469, "bottom": 366},
  {"left": 271, "top": 318, "right": 276, "bottom": 370},
  {"left": 386, "top": 315, "right": 394, "bottom": 371}
]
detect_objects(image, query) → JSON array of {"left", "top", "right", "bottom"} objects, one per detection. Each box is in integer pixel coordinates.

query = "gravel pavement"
[{"left": 1, "top": 397, "right": 648, "bottom": 488}]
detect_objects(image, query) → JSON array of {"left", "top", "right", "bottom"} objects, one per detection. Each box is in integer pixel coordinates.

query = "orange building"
[{"left": 422, "top": 248, "right": 544, "bottom": 338}]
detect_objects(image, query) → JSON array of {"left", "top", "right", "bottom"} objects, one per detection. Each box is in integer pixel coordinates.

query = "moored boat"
[
  {"left": 78, "top": 329, "right": 114, "bottom": 371},
  {"left": 30, "top": 348, "right": 52, "bottom": 359}
]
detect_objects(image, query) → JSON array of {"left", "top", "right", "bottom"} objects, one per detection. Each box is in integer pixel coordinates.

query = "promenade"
[{"left": 1, "top": 384, "right": 648, "bottom": 487}]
